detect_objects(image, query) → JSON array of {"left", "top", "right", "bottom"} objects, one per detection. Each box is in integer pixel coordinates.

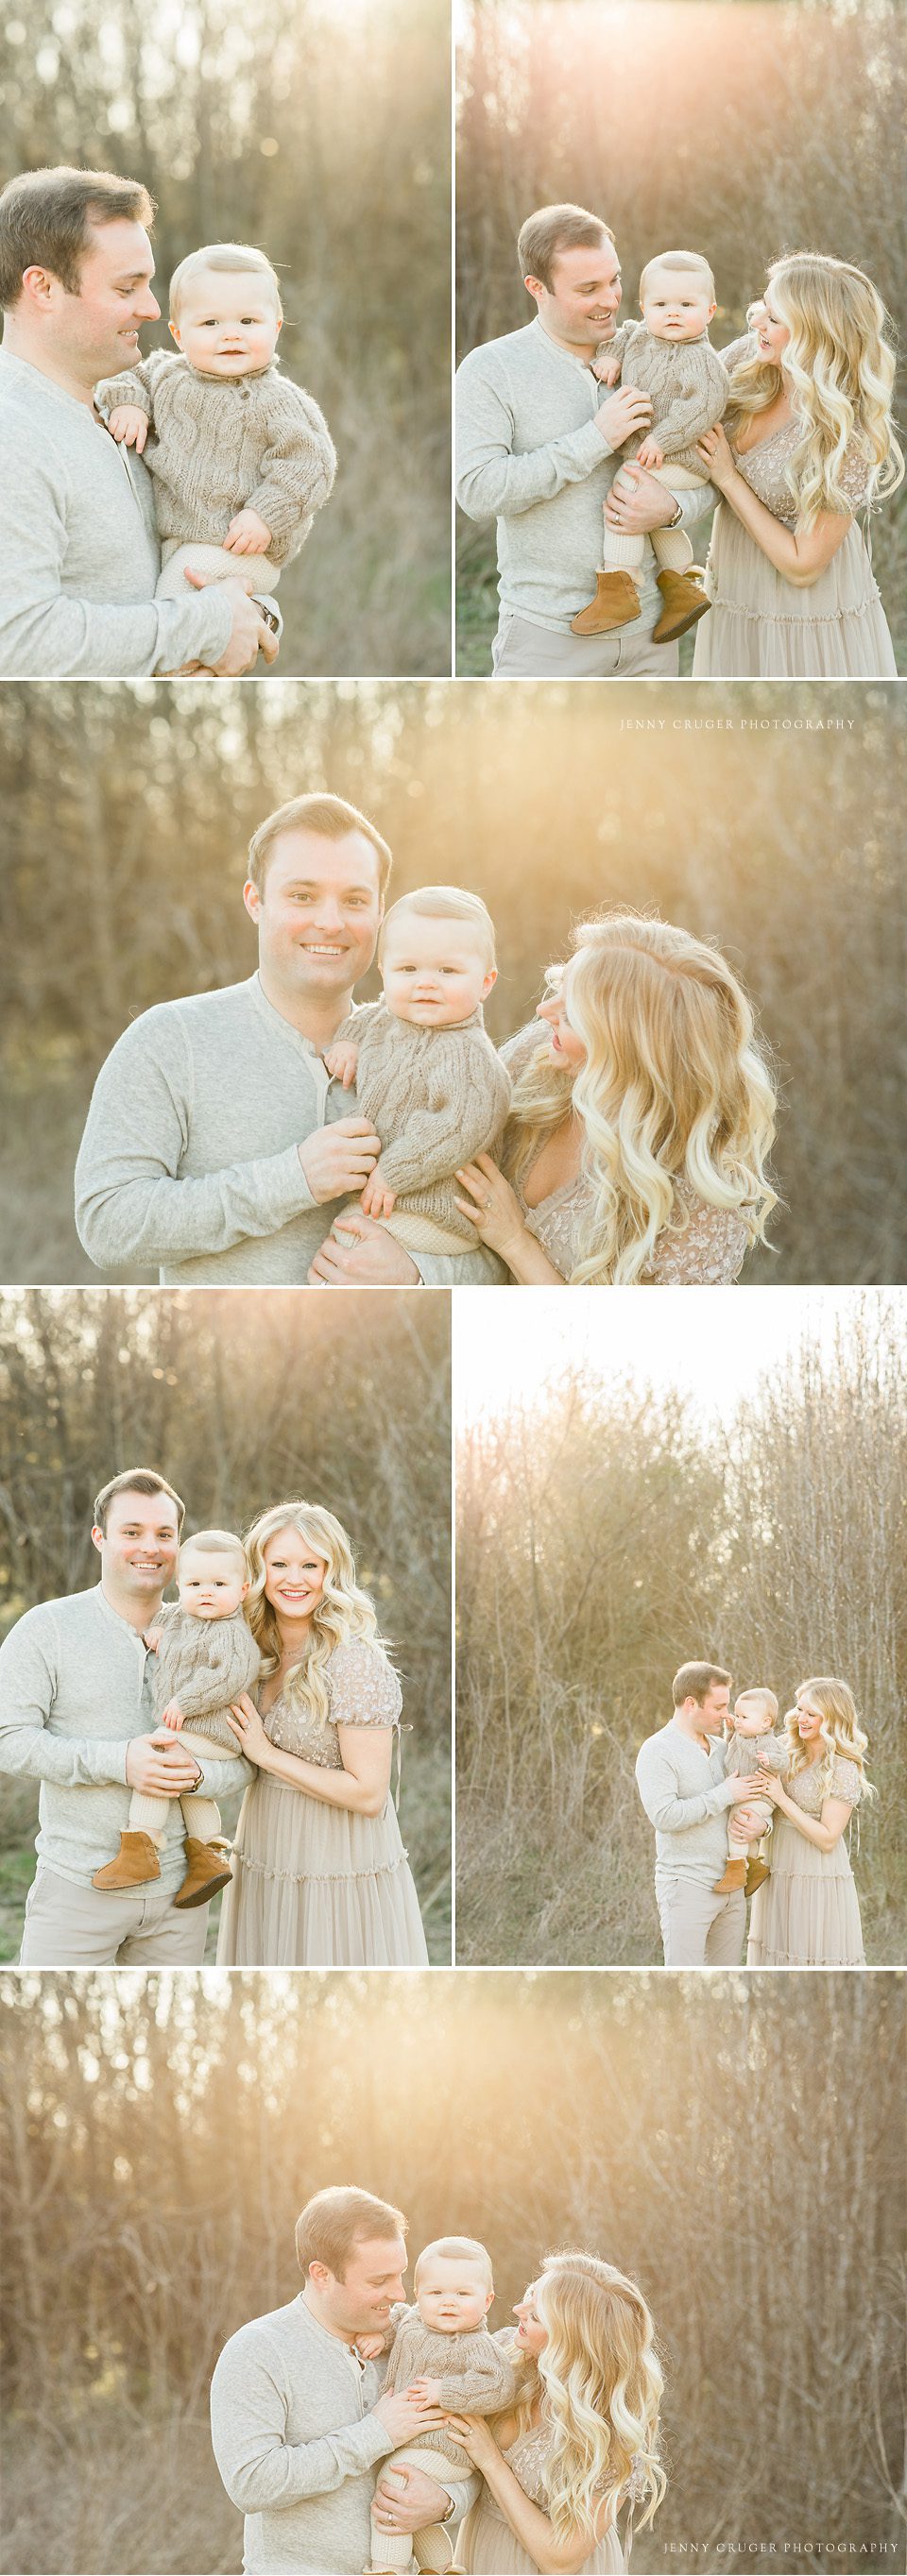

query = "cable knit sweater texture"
[
  {"left": 150, "top": 1602, "right": 262, "bottom": 1751},
  {"left": 602, "top": 324, "right": 730, "bottom": 477},
  {"left": 381, "top": 2306, "right": 517, "bottom": 2470},
  {"left": 336, "top": 1002, "right": 513, "bottom": 1244},
  {"left": 94, "top": 351, "right": 336, "bottom": 567}
]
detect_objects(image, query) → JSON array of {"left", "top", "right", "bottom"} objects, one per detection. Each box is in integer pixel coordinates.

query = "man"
[
  {"left": 634, "top": 1661, "right": 765, "bottom": 1967},
  {"left": 211, "top": 2185, "right": 479, "bottom": 2575},
  {"left": 75, "top": 789, "right": 502, "bottom": 1287},
  {"left": 0, "top": 1468, "right": 253, "bottom": 1966},
  {"left": 0, "top": 165, "right": 277, "bottom": 677},
  {"left": 455, "top": 201, "right": 714, "bottom": 677}
]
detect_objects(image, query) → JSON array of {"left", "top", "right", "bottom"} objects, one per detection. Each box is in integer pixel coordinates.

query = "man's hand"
[
  {"left": 297, "top": 1119, "right": 382, "bottom": 1204},
  {"left": 224, "top": 506, "right": 272, "bottom": 554},
  {"left": 360, "top": 1161, "right": 397, "bottom": 1220},
  {"left": 372, "top": 2388, "right": 446, "bottom": 2447},
  {"left": 125, "top": 1730, "right": 203, "bottom": 1797},
  {"left": 322, "top": 1041, "right": 359, "bottom": 1090},
  {"left": 605, "top": 459, "right": 683, "bottom": 535},
  {"left": 183, "top": 571, "right": 280, "bottom": 674},
  {"left": 307, "top": 1209, "right": 419, "bottom": 1286},
  {"left": 372, "top": 2459, "right": 452, "bottom": 2535},
  {"left": 107, "top": 406, "right": 149, "bottom": 451},
  {"left": 593, "top": 383, "right": 654, "bottom": 449}
]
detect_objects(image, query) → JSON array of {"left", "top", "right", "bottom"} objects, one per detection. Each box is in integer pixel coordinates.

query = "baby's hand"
[
  {"left": 592, "top": 355, "right": 622, "bottom": 387},
  {"left": 355, "top": 2330, "right": 388, "bottom": 2360},
  {"left": 224, "top": 507, "right": 272, "bottom": 555},
  {"left": 360, "top": 1162, "right": 397, "bottom": 1220},
  {"left": 323, "top": 1041, "right": 359, "bottom": 1089},
  {"left": 408, "top": 2377, "right": 443, "bottom": 2404},
  {"left": 635, "top": 436, "right": 664, "bottom": 470},
  {"left": 107, "top": 405, "right": 149, "bottom": 452},
  {"left": 161, "top": 1699, "right": 185, "bottom": 1732},
  {"left": 144, "top": 1628, "right": 162, "bottom": 1653}
]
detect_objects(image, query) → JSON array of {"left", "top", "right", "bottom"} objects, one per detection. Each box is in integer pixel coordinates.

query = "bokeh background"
[
  {"left": 0, "top": 0, "right": 451, "bottom": 674},
  {"left": 0, "top": 1286, "right": 452, "bottom": 1962},
  {"left": 455, "top": 0, "right": 907, "bottom": 671},
  {"left": 2, "top": 677, "right": 904, "bottom": 1286},
  {"left": 455, "top": 1287, "right": 907, "bottom": 1966},
  {"left": 1, "top": 1968, "right": 903, "bottom": 2575}
]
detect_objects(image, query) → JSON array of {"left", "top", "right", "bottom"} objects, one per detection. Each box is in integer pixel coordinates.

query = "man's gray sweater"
[
  {"left": 0, "top": 349, "right": 233, "bottom": 678},
  {"left": 211, "top": 2296, "right": 397, "bottom": 2575},
  {"left": 454, "top": 316, "right": 712, "bottom": 635},
  {"left": 635, "top": 1718, "right": 744, "bottom": 1883},
  {"left": 0, "top": 1585, "right": 253, "bottom": 1890},
  {"left": 74, "top": 974, "right": 499, "bottom": 1286}
]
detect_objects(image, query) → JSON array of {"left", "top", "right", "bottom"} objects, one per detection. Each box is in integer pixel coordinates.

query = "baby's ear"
[{"left": 168, "top": 320, "right": 181, "bottom": 347}]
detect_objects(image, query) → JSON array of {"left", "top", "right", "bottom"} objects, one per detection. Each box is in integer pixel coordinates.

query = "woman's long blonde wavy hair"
[
  {"left": 499, "top": 2253, "right": 665, "bottom": 2548},
  {"left": 503, "top": 911, "right": 777, "bottom": 1285},
  {"left": 727, "top": 250, "right": 904, "bottom": 527},
  {"left": 242, "top": 1501, "right": 392, "bottom": 1727},
  {"left": 783, "top": 1676, "right": 876, "bottom": 1805}
]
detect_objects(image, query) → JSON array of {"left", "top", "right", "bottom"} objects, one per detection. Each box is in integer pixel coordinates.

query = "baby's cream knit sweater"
[
  {"left": 336, "top": 1002, "right": 512, "bottom": 1244},
  {"left": 603, "top": 323, "right": 729, "bottom": 477},
  {"left": 94, "top": 351, "right": 336, "bottom": 567}
]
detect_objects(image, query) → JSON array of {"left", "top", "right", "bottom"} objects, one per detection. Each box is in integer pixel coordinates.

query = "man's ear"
[
  {"left": 91, "top": 1523, "right": 104, "bottom": 1556},
  {"left": 20, "top": 264, "right": 60, "bottom": 314},
  {"left": 523, "top": 272, "right": 544, "bottom": 309},
  {"left": 243, "top": 876, "right": 262, "bottom": 924}
]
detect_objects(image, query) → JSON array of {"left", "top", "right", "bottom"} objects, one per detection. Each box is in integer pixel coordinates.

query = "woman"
[
  {"left": 746, "top": 1677, "right": 875, "bottom": 1967},
  {"left": 437, "top": 2252, "right": 663, "bottom": 2575},
  {"left": 692, "top": 251, "right": 903, "bottom": 677},
  {"left": 216, "top": 1500, "right": 428, "bottom": 1967},
  {"left": 455, "top": 911, "right": 777, "bottom": 1285}
]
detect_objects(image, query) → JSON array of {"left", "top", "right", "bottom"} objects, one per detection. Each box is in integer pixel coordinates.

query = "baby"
[
  {"left": 360, "top": 2235, "right": 516, "bottom": 2575},
  {"left": 713, "top": 1686, "right": 788, "bottom": 1898},
  {"left": 572, "top": 249, "right": 729, "bottom": 645},
  {"left": 94, "top": 242, "right": 336, "bottom": 606},
  {"left": 92, "top": 1529, "right": 261, "bottom": 1911},
  {"left": 324, "top": 889, "right": 512, "bottom": 1261}
]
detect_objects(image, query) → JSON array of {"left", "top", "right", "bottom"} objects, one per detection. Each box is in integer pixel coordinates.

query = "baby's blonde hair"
[
  {"left": 179, "top": 1527, "right": 248, "bottom": 1571},
  {"left": 734, "top": 1686, "right": 779, "bottom": 1727},
  {"left": 169, "top": 241, "right": 282, "bottom": 324},
  {"left": 379, "top": 886, "right": 497, "bottom": 974},
  {"left": 727, "top": 250, "right": 904, "bottom": 526},
  {"left": 640, "top": 248, "right": 715, "bottom": 302},
  {"left": 504, "top": 910, "right": 777, "bottom": 1285},
  {"left": 414, "top": 2235, "right": 493, "bottom": 2292}
]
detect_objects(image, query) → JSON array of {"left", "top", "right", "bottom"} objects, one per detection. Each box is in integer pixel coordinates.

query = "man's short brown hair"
[
  {"left": 94, "top": 1468, "right": 185, "bottom": 1537},
  {"left": 295, "top": 2186, "right": 407, "bottom": 2281},
  {"left": 672, "top": 1661, "right": 733, "bottom": 1707},
  {"left": 247, "top": 793, "right": 392, "bottom": 903},
  {"left": 517, "top": 203, "right": 615, "bottom": 295},
  {"left": 0, "top": 167, "right": 155, "bottom": 310}
]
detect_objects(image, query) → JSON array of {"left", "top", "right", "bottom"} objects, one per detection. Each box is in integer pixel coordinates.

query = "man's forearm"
[
  {"left": 76, "top": 1136, "right": 317, "bottom": 1269},
  {"left": 0, "top": 1720, "right": 130, "bottom": 1790},
  {"left": 189, "top": 1749, "right": 256, "bottom": 1798},
  {"left": 673, "top": 480, "right": 716, "bottom": 531},
  {"left": 636, "top": 1765, "right": 736, "bottom": 1832},
  {"left": 455, "top": 378, "right": 609, "bottom": 519},
  {"left": 0, "top": 568, "right": 232, "bottom": 681},
  {"left": 211, "top": 2372, "right": 393, "bottom": 2513}
]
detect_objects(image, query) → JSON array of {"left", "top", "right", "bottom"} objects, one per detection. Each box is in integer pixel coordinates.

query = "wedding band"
[{"left": 485, "top": 1195, "right": 492, "bottom": 1208}]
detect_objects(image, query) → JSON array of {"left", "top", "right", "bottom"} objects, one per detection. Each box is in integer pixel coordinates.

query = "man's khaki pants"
[
  {"left": 655, "top": 1873, "right": 746, "bottom": 1968},
  {"left": 490, "top": 611, "right": 680, "bottom": 679},
  {"left": 18, "top": 1864, "right": 209, "bottom": 1967}
]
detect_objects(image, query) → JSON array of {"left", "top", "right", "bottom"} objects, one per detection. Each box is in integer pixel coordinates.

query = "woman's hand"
[
  {"left": 454, "top": 1156, "right": 527, "bottom": 1262},
  {"left": 694, "top": 422, "right": 738, "bottom": 490},
  {"left": 441, "top": 2412, "right": 502, "bottom": 2472},
  {"left": 225, "top": 1693, "right": 270, "bottom": 1765},
  {"left": 753, "top": 1765, "right": 786, "bottom": 1809}
]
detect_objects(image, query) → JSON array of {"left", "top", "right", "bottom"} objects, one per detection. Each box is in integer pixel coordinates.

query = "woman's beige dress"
[
  {"left": 215, "top": 1635, "right": 429, "bottom": 1967},
  {"left": 501, "top": 1026, "right": 752, "bottom": 1284},
  {"left": 693, "top": 338, "right": 897, "bottom": 678},
  {"left": 458, "top": 2424, "right": 625, "bottom": 2574},
  {"left": 746, "top": 1757, "right": 865, "bottom": 1966}
]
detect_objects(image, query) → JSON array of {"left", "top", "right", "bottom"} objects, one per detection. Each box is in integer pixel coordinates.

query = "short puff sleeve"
[
  {"left": 326, "top": 1636, "right": 402, "bottom": 1729},
  {"left": 830, "top": 1756, "right": 862, "bottom": 1805}
]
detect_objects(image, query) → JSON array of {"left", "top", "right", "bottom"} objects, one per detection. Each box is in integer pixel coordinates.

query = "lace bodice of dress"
[
  {"left": 261, "top": 1636, "right": 402, "bottom": 1770},
  {"left": 785, "top": 1756, "right": 862, "bottom": 1814},
  {"left": 502, "top": 2425, "right": 555, "bottom": 2509},
  {"left": 722, "top": 332, "right": 873, "bottom": 524},
  {"left": 514, "top": 1168, "right": 750, "bottom": 1284}
]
